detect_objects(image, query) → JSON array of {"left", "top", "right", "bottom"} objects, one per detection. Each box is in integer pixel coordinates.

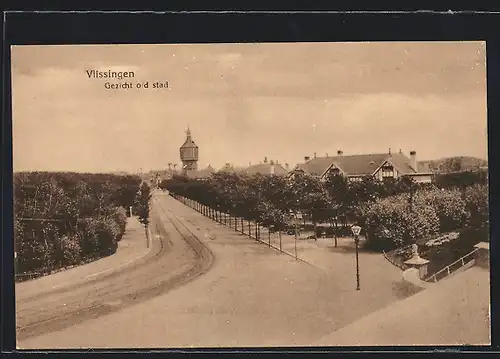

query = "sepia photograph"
[{"left": 11, "top": 41, "right": 490, "bottom": 348}]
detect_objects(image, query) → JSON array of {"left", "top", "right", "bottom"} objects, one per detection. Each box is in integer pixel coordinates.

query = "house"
[
  {"left": 290, "top": 149, "right": 433, "bottom": 183},
  {"left": 244, "top": 157, "right": 289, "bottom": 176}
]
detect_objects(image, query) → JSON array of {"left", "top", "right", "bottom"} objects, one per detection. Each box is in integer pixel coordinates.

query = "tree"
[
  {"left": 135, "top": 181, "right": 152, "bottom": 228},
  {"left": 323, "top": 173, "right": 350, "bottom": 244},
  {"left": 463, "top": 184, "right": 489, "bottom": 229}
]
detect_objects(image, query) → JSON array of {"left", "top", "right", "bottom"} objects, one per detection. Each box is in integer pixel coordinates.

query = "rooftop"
[
  {"left": 294, "top": 151, "right": 426, "bottom": 178},
  {"left": 245, "top": 163, "right": 289, "bottom": 176},
  {"left": 180, "top": 127, "right": 198, "bottom": 149}
]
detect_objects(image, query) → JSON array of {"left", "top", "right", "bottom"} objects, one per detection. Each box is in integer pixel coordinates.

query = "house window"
[{"left": 381, "top": 165, "right": 394, "bottom": 178}]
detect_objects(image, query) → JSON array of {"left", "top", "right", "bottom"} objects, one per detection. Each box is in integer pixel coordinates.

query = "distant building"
[
  {"left": 178, "top": 127, "right": 215, "bottom": 180},
  {"left": 290, "top": 149, "right": 433, "bottom": 183},
  {"left": 218, "top": 163, "right": 247, "bottom": 174},
  {"left": 244, "top": 157, "right": 289, "bottom": 176},
  {"left": 180, "top": 127, "right": 199, "bottom": 174}
]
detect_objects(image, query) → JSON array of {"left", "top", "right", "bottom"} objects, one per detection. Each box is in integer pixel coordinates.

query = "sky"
[{"left": 11, "top": 41, "right": 488, "bottom": 173}]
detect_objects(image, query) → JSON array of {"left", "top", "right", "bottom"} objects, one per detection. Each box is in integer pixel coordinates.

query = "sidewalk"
[
  {"left": 16, "top": 216, "right": 151, "bottom": 300},
  {"left": 312, "top": 266, "right": 491, "bottom": 346}
]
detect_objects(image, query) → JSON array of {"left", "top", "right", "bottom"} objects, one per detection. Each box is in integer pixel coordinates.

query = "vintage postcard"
[{"left": 11, "top": 42, "right": 490, "bottom": 348}]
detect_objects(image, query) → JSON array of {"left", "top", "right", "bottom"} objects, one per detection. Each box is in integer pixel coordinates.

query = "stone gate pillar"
[{"left": 404, "top": 244, "right": 430, "bottom": 279}]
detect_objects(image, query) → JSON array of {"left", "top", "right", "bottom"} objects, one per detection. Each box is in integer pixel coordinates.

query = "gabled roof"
[
  {"left": 245, "top": 163, "right": 289, "bottom": 176},
  {"left": 294, "top": 152, "right": 420, "bottom": 178},
  {"left": 295, "top": 157, "right": 335, "bottom": 176},
  {"left": 372, "top": 153, "right": 423, "bottom": 176}
]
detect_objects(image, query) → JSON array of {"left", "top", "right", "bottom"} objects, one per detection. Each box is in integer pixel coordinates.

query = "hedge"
[
  {"left": 414, "top": 188, "right": 469, "bottom": 233},
  {"left": 14, "top": 172, "right": 142, "bottom": 280},
  {"left": 364, "top": 185, "right": 489, "bottom": 251}
]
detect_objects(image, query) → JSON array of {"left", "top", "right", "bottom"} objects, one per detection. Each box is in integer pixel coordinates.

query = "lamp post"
[{"left": 351, "top": 225, "right": 362, "bottom": 291}]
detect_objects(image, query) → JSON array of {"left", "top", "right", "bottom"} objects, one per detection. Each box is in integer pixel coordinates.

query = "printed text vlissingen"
[{"left": 86, "top": 69, "right": 135, "bottom": 80}]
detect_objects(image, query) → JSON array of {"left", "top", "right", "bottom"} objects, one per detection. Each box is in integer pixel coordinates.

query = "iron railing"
[{"left": 424, "top": 248, "right": 479, "bottom": 283}]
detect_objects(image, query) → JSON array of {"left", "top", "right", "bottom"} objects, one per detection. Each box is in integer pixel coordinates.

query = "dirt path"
[{"left": 16, "top": 195, "right": 214, "bottom": 342}]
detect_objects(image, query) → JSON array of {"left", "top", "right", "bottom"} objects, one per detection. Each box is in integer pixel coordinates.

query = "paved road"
[
  {"left": 16, "top": 193, "right": 214, "bottom": 342},
  {"left": 19, "top": 193, "right": 408, "bottom": 349}
]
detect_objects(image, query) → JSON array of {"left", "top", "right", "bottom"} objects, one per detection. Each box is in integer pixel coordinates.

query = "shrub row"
[
  {"left": 14, "top": 172, "right": 142, "bottom": 280},
  {"left": 162, "top": 172, "right": 488, "bottom": 253},
  {"left": 15, "top": 206, "right": 128, "bottom": 277},
  {"left": 364, "top": 184, "right": 488, "bottom": 251}
]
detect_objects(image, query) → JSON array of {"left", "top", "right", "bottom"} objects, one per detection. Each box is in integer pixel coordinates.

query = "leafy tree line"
[
  {"left": 14, "top": 171, "right": 146, "bottom": 280},
  {"left": 160, "top": 170, "right": 488, "bottom": 252}
]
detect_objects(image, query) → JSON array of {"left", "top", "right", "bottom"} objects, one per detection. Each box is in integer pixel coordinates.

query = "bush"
[
  {"left": 419, "top": 226, "right": 489, "bottom": 274},
  {"left": 16, "top": 222, "right": 58, "bottom": 275},
  {"left": 463, "top": 184, "right": 489, "bottom": 229},
  {"left": 109, "top": 206, "right": 127, "bottom": 240},
  {"left": 433, "top": 169, "right": 488, "bottom": 189},
  {"left": 54, "top": 235, "right": 82, "bottom": 266},
  {"left": 415, "top": 188, "right": 469, "bottom": 233},
  {"left": 95, "top": 219, "right": 119, "bottom": 256},
  {"left": 77, "top": 217, "right": 119, "bottom": 258},
  {"left": 364, "top": 194, "right": 439, "bottom": 251},
  {"left": 77, "top": 218, "right": 101, "bottom": 258}
]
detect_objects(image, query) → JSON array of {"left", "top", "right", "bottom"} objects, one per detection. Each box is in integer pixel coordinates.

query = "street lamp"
[{"left": 351, "top": 225, "right": 362, "bottom": 291}]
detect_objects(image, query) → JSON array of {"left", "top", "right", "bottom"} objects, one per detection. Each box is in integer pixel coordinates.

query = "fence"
[
  {"left": 174, "top": 195, "right": 319, "bottom": 267},
  {"left": 424, "top": 248, "right": 478, "bottom": 283},
  {"left": 382, "top": 245, "right": 412, "bottom": 271}
]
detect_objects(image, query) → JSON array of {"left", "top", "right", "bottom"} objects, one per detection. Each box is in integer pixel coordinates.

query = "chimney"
[
  {"left": 410, "top": 150, "right": 417, "bottom": 171},
  {"left": 337, "top": 150, "right": 343, "bottom": 156},
  {"left": 326, "top": 153, "right": 329, "bottom": 157},
  {"left": 388, "top": 148, "right": 392, "bottom": 155},
  {"left": 314, "top": 152, "right": 317, "bottom": 159},
  {"left": 399, "top": 148, "right": 402, "bottom": 154},
  {"left": 270, "top": 160, "right": 275, "bottom": 165},
  {"left": 304, "top": 156, "right": 310, "bottom": 162},
  {"left": 285, "top": 163, "right": 290, "bottom": 170},
  {"left": 270, "top": 162, "right": 275, "bottom": 175},
  {"left": 264, "top": 157, "right": 268, "bottom": 163}
]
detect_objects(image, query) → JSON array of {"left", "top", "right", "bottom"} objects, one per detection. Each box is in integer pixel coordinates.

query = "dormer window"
[{"left": 381, "top": 165, "right": 394, "bottom": 178}]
